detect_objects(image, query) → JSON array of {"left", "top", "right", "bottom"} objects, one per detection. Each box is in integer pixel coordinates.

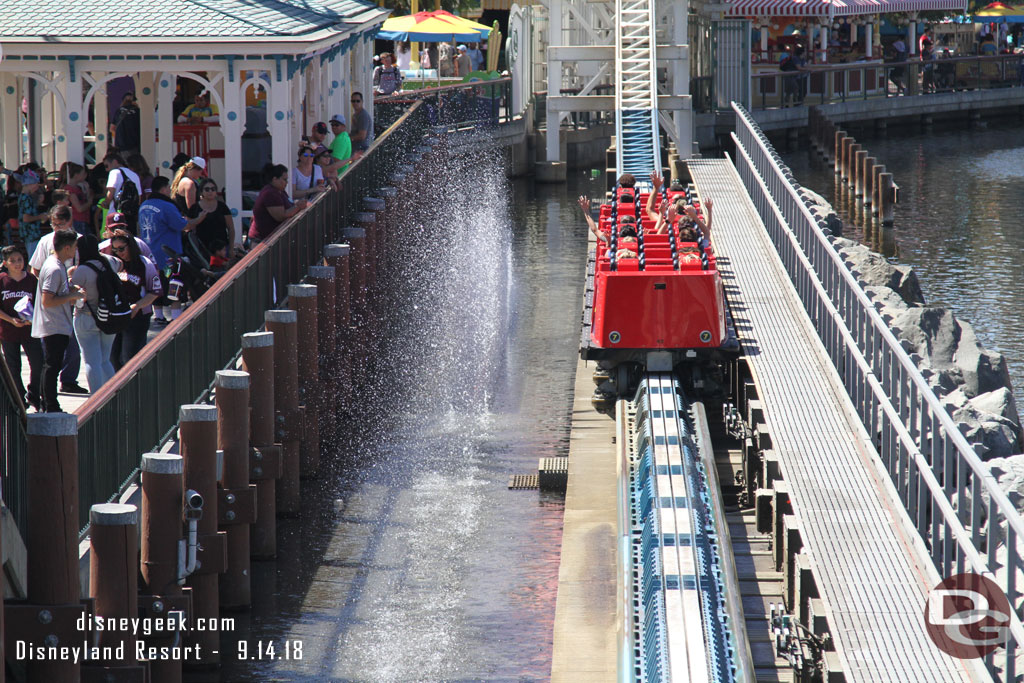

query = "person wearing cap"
[
  {"left": 17, "top": 169, "right": 47, "bottom": 257},
  {"left": 327, "top": 114, "right": 352, "bottom": 176},
  {"left": 305, "top": 122, "right": 329, "bottom": 156},
  {"left": 99, "top": 212, "right": 155, "bottom": 262},
  {"left": 456, "top": 45, "right": 472, "bottom": 77},
  {"left": 170, "top": 157, "right": 206, "bottom": 213}
]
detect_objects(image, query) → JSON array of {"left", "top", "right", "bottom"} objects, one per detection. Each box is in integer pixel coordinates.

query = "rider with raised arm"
[{"left": 645, "top": 172, "right": 714, "bottom": 238}]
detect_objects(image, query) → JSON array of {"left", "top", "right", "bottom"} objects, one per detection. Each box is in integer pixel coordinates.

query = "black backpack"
[
  {"left": 83, "top": 259, "right": 133, "bottom": 334},
  {"left": 115, "top": 169, "right": 140, "bottom": 230}
]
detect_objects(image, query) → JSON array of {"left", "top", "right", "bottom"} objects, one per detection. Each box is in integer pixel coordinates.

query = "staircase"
[{"left": 615, "top": 0, "right": 661, "bottom": 181}]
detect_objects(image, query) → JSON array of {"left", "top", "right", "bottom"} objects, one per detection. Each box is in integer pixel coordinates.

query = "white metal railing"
[{"left": 730, "top": 100, "right": 1024, "bottom": 681}]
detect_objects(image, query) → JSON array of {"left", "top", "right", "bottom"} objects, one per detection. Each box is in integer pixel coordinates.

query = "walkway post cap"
[
  {"left": 26, "top": 412, "right": 78, "bottom": 436},
  {"left": 266, "top": 309, "right": 297, "bottom": 323},
  {"left": 89, "top": 503, "right": 138, "bottom": 526},
  {"left": 242, "top": 331, "right": 274, "bottom": 348},
  {"left": 216, "top": 369, "right": 251, "bottom": 389},
  {"left": 363, "top": 197, "right": 386, "bottom": 210},
  {"left": 324, "top": 243, "right": 351, "bottom": 256},
  {"left": 342, "top": 227, "right": 365, "bottom": 238},
  {"left": 309, "top": 265, "right": 335, "bottom": 280},
  {"left": 141, "top": 452, "right": 183, "bottom": 474},
  {"left": 378, "top": 186, "right": 398, "bottom": 198},
  {"left": 180, "top": 404, "right": 218, "bottom": 422},
  {"left": 355, "top": 211, "right": 376, "bottom": 223},
  {"left": 288, "top": 284, "right": 318, "bottom": 298}
]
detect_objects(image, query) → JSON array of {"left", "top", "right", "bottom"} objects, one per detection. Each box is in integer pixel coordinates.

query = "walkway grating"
[{"left": 688, "top": 158, "right": 977, "bottom": 683}]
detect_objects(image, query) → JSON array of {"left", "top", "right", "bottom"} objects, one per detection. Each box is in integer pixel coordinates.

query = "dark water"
[
  {"left": 215, "top": 158, "right": 602, "bottom": 681},
  {"left": 782, "top": 120, "right": 1024, "bottom": 406}
]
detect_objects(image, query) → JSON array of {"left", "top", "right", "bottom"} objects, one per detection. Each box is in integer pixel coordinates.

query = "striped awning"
[{"left": 726, "top": 0, "right": 966, "bottom": 17}]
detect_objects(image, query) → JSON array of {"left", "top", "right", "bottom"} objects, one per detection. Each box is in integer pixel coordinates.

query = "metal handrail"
[
  {"left": 731, "top": 100, "right": 1024, "bottom": 680},
  {"left": 373, "top": 76, "right": 512, "bottom": 103},
  {"left": 750, "top": 52, "right": 1024, "bottom": 109}
]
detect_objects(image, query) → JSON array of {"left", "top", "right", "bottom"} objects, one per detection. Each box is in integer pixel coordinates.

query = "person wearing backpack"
[
  {"left": 70, "top": 234, "right": 126, "bottom": 392},
  {"left": 102, "top": 152, "right": 142, "bottom": 235}
]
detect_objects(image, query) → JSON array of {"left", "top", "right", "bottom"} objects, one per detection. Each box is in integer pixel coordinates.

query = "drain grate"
[
  {"left": 508, "top": 474, "right": 539, "bottom": 490},
  {"left": 539, "top": 457, "right": 569, "bottom": 492}
]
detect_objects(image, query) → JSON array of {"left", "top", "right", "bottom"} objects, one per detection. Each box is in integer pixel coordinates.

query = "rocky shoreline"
[{"left": 801, "top": 187, "right": 1023, "bottom": 461}]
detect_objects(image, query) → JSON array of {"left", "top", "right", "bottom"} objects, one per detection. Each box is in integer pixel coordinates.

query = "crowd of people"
[{"left": 1, "top": 86, "right": 374, "bottom": 412}]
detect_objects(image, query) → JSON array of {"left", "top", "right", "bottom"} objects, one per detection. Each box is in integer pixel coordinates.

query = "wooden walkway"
[{"left": 689, "top": 159, "right": 979, "bottom": 683}]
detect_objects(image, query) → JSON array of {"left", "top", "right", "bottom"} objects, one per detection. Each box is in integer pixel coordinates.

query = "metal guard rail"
[
  {"left": 730, "top": 100, "right": 1024, "bottom": 680},
  {"left": 0, "top": 101, "right": 427, "bottom": 536}
]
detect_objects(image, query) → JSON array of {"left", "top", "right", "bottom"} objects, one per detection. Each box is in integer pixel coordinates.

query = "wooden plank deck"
[{"left": 688, "top": 158, "right": 977, "bottom": 683}]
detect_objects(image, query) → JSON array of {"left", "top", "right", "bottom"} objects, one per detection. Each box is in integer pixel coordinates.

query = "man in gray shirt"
[
  {"left": 32, "top": 229, "right": 85, "bottom": 412},
  {"left": 350, "top": 92, "right": 374, "bottom": 157}
]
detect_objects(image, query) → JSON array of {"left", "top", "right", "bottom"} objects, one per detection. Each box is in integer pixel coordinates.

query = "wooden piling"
[
  {"left": 834, "top": 132, "right": 846, "bottom": 175},
  {"left": 324, "top": 244, "right": 352, "bottom": 415},
  {"left": 872, "top": 164, "right": 885, "bottom": 213},
  {"left": 879, "top": 173, "right": 896, "bottom": 225},
  {"left": 355, "top": 212, "right": 378, "bottom": 301},
  {"left": 241, "top": 331, "right": 279, "bottom": 559},
  {"left": 308, "top": 265, "right": 337, "bottom": 453},
  {"left": 341, "top": 228, "right": 366, "bottom": 329},
  {"left": 215, "top": 370, "right": 254, "bottom": 609},
  {"left": 862, "top": 157, "right": 876, "bottom": 204},
  {"left": 140, "top": 452, "right": 186, "bottom": 683},
  {"left": 179, "top": 404, "right": 223, "bottom": 667},
  {"left": 288, "top": 285, "right": 320, "bottom": 478},
  {"left": 853, "top": 150, "right": 867, "bottom": 196},
  {"left": 23, "top": 413, "right": 82, "bottom": 681},
  {"left": 845, "top": 142, "right": 860, "bottom": 183},
  {"left": 265, "top": 310, "right": 301, "bottom": 516},
  {"left": 88, "top": 504, "right": 139, "bottom": 667}
]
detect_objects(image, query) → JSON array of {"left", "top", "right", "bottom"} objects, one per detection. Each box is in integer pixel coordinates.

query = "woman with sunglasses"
[
  {"left": 107, "top": 229, "right": 162, "bottom": 370},
  {"left": 187, "top": 179, "right": 238, "bottom": 253},
  {"left": 291, "top": 146, "right": 327, "bottom": 201}
]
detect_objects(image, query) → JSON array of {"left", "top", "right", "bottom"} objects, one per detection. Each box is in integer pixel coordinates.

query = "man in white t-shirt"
[{"left": 103, "top": 151, "right": 142, "bottom": 207}]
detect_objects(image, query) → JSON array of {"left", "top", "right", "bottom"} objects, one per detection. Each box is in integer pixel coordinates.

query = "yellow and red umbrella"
[
  {"left": 377, "top": 10, "right": 492, "bottom": 42},
  {"left": 974, "top": 1, "right": 1024, "bottom": 17}
]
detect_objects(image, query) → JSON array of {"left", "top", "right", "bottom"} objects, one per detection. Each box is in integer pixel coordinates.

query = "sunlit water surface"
[
  {"left": 783, "top": 120, "right": 1024, "bottom": 407},
  {"left": 213, "top": 152, "right": 602, "bottom": 681}
]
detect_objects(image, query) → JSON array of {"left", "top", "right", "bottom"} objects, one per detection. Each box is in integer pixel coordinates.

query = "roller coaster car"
[{"left": 581, "top": 189, "right": 736, "bottom": 376}]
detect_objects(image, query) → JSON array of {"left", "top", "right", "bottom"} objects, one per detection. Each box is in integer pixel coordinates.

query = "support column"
[
  {"left": 269, "top": 69, "right": 293, "bottom": 192},
  {"left": 179, "top": 404, "right": 223, "bottom": 668},
  {"left": 265, "top": 309, "right": 301, "bottom": 516},
  {"left": 328, "top": 53, "right": 346, "bottom": 123},
  {"left": 23, "top": 413, "right": 83, "bottom": 681},
  {"left": 90, "top": 72, "right": 109, "bottom": 162},
  {"left": 672, "top": 0, "right": 692, "bottom": 160},
  {"left": 221, "top": 76, "right": 244, "bottom": 247},
  {"left": 157, "top": 73, "right": 176, "bottom": 176},
  {"left": 288, "top": 285, "right": 320, "bottom": 478},
  {"left": 819, "top": 24, "right": 830, "bottom": 64},
  {"left": 545, "top": 0, "right": 563, "bottom": 163},
  {"left": 908, "top": 17, "right": 918, "bottom": 56},
  {"left": 0, "top": 73, "right": 22, "bottom": 165},
  {"left": 216, "top": 370, "right": 254, "bottom": 610},
  {"left": 87, "top": 504, "right": 140, "bottom": 670},
  {"left": 866, "top": 22, "right": 874, "bottom": 59},
  {"left": 241, "top": 331, "right": 280, "bottom": 559},
  {"left": 137, "top": 72, "right": 157, "bottom": 166},
  {"left": 61, "top": 66, "right": 85, "bottom": 166}
]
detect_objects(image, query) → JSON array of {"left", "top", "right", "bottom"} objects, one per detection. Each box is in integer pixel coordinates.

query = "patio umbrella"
[
  {"left": 377, "top": 10, "right": 492, "bottom": 42},
  {"left": 974, "top": 1, "right": 1024, "bottom": 20}
]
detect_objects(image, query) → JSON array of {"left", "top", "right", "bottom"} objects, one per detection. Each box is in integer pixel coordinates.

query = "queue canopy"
[
  {"left": 377, "top": 10, "right": 492, "bottom": 42},
  {"left": 726, "top": 0, "right": 968, "bottom": 17}
]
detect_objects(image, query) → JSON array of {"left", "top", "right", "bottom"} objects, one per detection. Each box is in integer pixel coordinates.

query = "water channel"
[
  {"left": 782, "top": 119, "right": 1024, "bottom": 408},
  {"left": 215, "top": 156, "right": 602, "bottom": 681}
]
